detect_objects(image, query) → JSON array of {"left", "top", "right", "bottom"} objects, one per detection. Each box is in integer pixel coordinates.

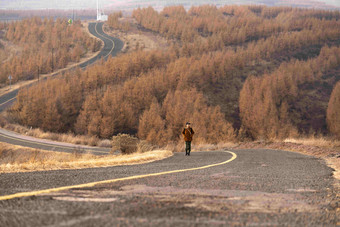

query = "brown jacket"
[{"left": 182, "top": 127, "right": 194, "bottom": 142}]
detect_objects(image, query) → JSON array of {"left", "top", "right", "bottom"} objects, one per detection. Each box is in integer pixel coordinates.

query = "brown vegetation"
[
  {"left": 107, "top": 11, "right": 130, "bottom": 32},
  {"left": 0, "top": 142, "right": 172, "bottom": 173},
  {"left": 104, "top": 16, "right": 169, "bottom": 53},
  {"left": 327, "top": 81, "right": 340, "bottom": 139},
  {"left": 6, "top": 5, "right": 340, "bottom": 147},
  {"left": 0, "top": 17, "right": 100, "bottom": 86},
  {"left": 133, "top": 5, "right": 340, "bottom": 52},
  {"left": 111, "top": 134, "right": 156, "bottom": 154},
  {"left": 0, "top": 121, "right": 103, "bottom": 147},
  {"left": 240, "top": 46, "right": 340, "bottom": 140}
]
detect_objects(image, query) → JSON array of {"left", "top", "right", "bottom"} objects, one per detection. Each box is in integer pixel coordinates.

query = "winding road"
[
  {"left": 0, "top": 22, "right": 123, "bottom": 154},
  {"left": 0, "top": 150, "right": 337, "bottom": 226},
  {"left": 0, "top": 22, "right": 338, "bottom": 226}
]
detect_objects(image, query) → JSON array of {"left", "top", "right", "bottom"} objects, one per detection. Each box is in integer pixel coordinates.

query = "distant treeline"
[
  {"left": 0, "top": 9, "right": 98, "bottom": 22},
  {"left": 0, "top": 17, "right": 101, "bottom": 86},
  {"left": 8, "top": 5, "right": 340, "bottom": 144}
]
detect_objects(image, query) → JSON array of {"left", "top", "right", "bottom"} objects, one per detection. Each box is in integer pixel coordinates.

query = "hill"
[
  {"left": 0, "top": 17, "right": 100, "bottom": 87},
  {"left": 7, "top": 5, "right": 340, "bottom": 145}
]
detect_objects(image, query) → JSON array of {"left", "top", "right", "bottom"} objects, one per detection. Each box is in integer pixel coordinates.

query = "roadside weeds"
[
  {"left": 0, "top": 142, "right": 173, "bottom": 173},
  {"left": 0, "top": 115, "right": 111, "bottom": 147}
]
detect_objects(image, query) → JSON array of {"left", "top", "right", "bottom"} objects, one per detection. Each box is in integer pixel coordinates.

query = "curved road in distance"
[
  {"left": 0, "top": 150, "right": 337, "bottom": 226},
  {"left": 0, "top": 22, "right": 123, "bottom": 112},
  {"left": 0, "top": 128, "right": 110, "bottom": 155},
  {"left": 0, "top": 22, "right": 123, "bottom": 154}
]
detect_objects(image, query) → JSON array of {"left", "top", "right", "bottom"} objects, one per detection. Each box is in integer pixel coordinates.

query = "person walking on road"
[{"left": 182, "top": 122, "right": 194, "bottom": 156}]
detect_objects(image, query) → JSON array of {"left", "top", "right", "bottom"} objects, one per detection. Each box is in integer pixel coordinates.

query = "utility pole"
[
  {"left": 97, "top": 0, "right": 99, "bottom": 21},
  {"left": 51, "top": 48, "right": 54, "bottom": 72}
]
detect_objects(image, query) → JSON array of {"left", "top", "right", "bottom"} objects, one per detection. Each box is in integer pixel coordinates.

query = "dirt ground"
[
  {"left": 103, "top": 17, "right": 169, "bottom": 53},
  {"left": 0, "top": 38, "right": 22, "bottom": 64}
]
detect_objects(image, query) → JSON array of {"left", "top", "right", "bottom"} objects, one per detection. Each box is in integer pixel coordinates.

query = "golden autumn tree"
[
  {"left": 162, "top": 89, "right": 235, "bottom": 144},
  {"left": 107, "top": 11, "right": 130, "bottom": 31},
  {"left": 240, "top": 46, "right": 340, "bottom": 139},
  {"left": 6, "top": 6, "right": 340, "bottom": 145},
  {"left": 75, "top": 94, "right": 102, "bottom": 136},
  {"left": 138, "top": 101, "right": 166, "bottom": 145},
  {"left": 0, "top": 17, "right": 100, "bottom": 86},
  {"left": 327, "top": 81, "right": 340, "bottom": 138}
]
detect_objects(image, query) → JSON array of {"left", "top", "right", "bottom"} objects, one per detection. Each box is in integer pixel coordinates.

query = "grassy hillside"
[{"left": 7, "top": 5, "right": 340, "bottom": 145}]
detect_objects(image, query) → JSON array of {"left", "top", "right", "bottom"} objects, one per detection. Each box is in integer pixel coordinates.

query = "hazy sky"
[{"left": 1, "top": 0, "right": 339, "bottom": 10}]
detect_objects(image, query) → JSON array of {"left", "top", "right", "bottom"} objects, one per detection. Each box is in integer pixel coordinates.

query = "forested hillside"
[
  {"left": 240, "top": 46, "right": 340, "bottom": 139},
  {"left": 0, "top": 17, "right": 101, "bottom": 86},
  {"left": 327, "top": 81, "right": 340, "bottom": 139},
  {"left": 8, "top": 5, "right": 340, "bottom": 145}
]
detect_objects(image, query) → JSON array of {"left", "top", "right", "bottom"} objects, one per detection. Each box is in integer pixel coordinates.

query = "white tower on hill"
[{"left": 97, "top": 0, "right": 108, "bottom": 21}]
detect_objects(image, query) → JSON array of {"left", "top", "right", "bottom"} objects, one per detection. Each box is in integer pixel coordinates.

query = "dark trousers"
[{"left": 185, "top": 141, "right": 191, "bottom": 155}]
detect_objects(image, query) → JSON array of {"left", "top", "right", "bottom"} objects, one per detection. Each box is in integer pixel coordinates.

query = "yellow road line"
[
  {"left": 0, "top": 132, "right": 109, "bottom": 154},
  {"left": 98, "top": 22, "right": 116, "bottom": 58},
  {"left": 0, "top": 96, "right": 16, "bottom": 107},
  {"left": 0, "top": 151, "right": 237, "bottom": 201},
  {"left": 94, "top": 22, "right": 115, "bottom": 59},
  {"left": 83, "top": 22, "right": 115, "bottom": 68}
]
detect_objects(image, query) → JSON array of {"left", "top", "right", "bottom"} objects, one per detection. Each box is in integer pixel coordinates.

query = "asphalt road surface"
[
  {"left": 0, "top": 128, "right": 110, "bottom": 155},
  {"left": 0, "top": 150, "right": 338, "bottom": 226},
  {"left": 0, "top": 22, "right": 122, "bottom": 154}
]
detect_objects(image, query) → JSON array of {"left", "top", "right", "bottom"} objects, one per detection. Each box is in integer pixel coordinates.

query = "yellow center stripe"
[
  {"left": 0, "top": 151, "right": 237, "bottom": 201},
  {"left": 94, "top": 23, "right": 115, "bottom": 59}
]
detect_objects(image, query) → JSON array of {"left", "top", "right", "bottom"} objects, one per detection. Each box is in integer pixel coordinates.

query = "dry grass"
[
  {"left": 284, "top": 137, "right": 340, "bottom": 149},
  {"left": 167, "top": 140, "right": 237, "bottom": 153},
  {"left": 192, "top": 142, "right": 238, "bottom": 152},
  {"left": 0, "top": 142, "right": 173, "bottom": 173},
  {"left": 103, "top": 17, "right": 168, "bottom": 54},
  {"left": 97, "top": 139, "right": 112, "bottom": 148},
  {"left": 0, "top": 37, "right": 22, "bottom": 64},
  {"left": 0, "top": 116, "right": 110, "bottom": 147}
]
